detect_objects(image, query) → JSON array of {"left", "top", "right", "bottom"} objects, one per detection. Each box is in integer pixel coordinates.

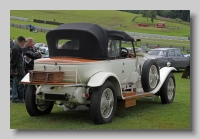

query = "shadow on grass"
[
  {"left": 115, "top": 98, "right": 163, "bottom": 118},
  {"left": 30, "top": 98, "right": 163, "bottom": 124}
]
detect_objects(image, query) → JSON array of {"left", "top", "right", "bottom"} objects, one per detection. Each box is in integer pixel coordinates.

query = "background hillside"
[
  {"left": 10, "top": 10, "right": 190, "bottom": 37},
  {"left": 121, "top": 10, "right": 190, "bottom": 22}
]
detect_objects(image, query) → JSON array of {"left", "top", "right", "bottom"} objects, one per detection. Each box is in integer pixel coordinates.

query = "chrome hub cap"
[
  {"left": 167, "top": 78, "right": 175, "bottom": 100},
  {"left": 149, "top": 65, "right": 159, "bottom": 89},
  {"left": 100, "top": 88, "right": 114, "bottom": 118}
]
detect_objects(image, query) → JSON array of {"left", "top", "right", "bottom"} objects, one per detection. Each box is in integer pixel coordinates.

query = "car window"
[
  {"left": 175, "top": 49, "right": 183, "bottom": 57},
  {"left": 57, "top": 39, "right": 79, "bottom": 50},
  {"left": 168, "top": 50, "right": 176, "bottom": 57},
  {"left": 108, "top": 40, "right": 121, "bottom": 58},
  {"left": 158, "top": 51, "right": 167, "bottom": 56},
  {"left": 148, "top": 50, "right": 167, "bottom": 56}
]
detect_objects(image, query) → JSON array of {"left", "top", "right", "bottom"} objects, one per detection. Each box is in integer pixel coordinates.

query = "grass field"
[
  {"left": 10, "top": 72, "right": 190, "bottom": 130},
  {"left": 10, "top": 10, "right": 190, "bottom": 37},
  {"left": 10, "top": 27, "right": 47, "bottom": 43},
  {"left": 10, "top": 27, "right": 190, "bottom": 49}
]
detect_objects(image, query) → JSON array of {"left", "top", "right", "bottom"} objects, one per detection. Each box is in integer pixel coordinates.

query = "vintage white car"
[{"left": 21, "top": 23, "right": 176, "bottom": 125}]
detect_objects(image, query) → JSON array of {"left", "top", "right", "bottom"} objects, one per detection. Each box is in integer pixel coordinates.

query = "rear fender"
[
  {"left": 87, "top": 72, "right": 122, "bottom": 97},
  {"left": 150, "top": 67, "right": 176, "bottom": 94}
]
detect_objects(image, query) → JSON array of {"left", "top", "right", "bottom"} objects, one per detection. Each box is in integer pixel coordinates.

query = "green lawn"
[
  {"left": 10, "top": 27, "right": 190, "bottom": 49},
  {"left": 10, "top": 19, "right": 57, "bottom": 28},
  {"left": 141, "top": 39, "right": 190, "bottom": 47},
  {"left": 10, "top": 27, "right": 47, "bottom": 43},
  {"left": 142, "top": 38, "right": 190, "bottom": 44},
  {"left": 10, "top": 72, "right": 190, "bottom": 130},
  {"left": 10, "top": 10, "right": 190, "bottom": 37}
]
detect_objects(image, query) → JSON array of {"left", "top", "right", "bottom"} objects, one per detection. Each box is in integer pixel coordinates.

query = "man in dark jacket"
[
  {"left": 22, "top": 37, "right": 42, "bottom": 97},
  {"left": 23, "top": 37, "right": 42, "bottom": 72},
  {"left": 10, "top": 36, "right": 26, "bottom": 103}
]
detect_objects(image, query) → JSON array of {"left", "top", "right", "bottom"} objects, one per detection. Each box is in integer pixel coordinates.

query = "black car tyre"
[
  {"left": 25, "top": 85, "right": 54, "bottom": 116},
  {"left": 141, "top": 59, "right": 160, "bottom": 92},
  {"left": 90, "top": 80, "right": 117, "bottom": 124},
  {"left": 160, "top": 72, "right": 176, "bottom": 104}
]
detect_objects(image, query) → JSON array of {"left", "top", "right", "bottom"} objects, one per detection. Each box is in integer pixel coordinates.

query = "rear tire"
[
  {"left": 25, "top": 85, "right": 54, "bottom": 116},
  {"left": 160, "top": 72, "right": 176, "bottom": 104},
  {"left": 90, "top": 80, "right": 117, "bottom": 124}
]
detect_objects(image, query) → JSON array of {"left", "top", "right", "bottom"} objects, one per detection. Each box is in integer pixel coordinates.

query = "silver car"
[
  {"left": 34, "top": 43, "right": 47, "bottom": 51},
  {"left": 39, "top": 45, "right": 48, "bottom": 54}
]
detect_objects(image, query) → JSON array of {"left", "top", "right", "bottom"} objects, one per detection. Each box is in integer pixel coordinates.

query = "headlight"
[{"left": 167, "top": 62, "right": 171, "bottom": 67}]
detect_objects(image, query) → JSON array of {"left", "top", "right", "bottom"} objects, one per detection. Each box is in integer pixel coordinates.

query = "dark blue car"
[{"left": 145, "top": 48, "right": 190, "bottom": 70}]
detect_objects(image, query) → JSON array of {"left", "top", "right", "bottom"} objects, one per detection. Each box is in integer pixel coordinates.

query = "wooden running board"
[
  {"left": 117, "top": 99, "right": 136, "bottom": 108},
  {"left": 124, "top": 92, "right": 153, "bottom": 100},
  {"left": 117, "top": 91, "right": 154, "bottom": 108}
]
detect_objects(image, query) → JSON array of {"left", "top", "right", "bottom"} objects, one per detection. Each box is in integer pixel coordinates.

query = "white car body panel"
[
  {"left": 21, "top": 57, "right": 176, "bottom": 101},
  {"left": 32, "top": 60, "right": 114, "bottom": 83},
  {"left": 22, "top": 58, "right": 138, "bottom": 84},
  {"left": 150, "top": 67, "right": 176, "bottom": 94},
  {"left": 87, "top": 72, "right": 120, "bottom": 87}
]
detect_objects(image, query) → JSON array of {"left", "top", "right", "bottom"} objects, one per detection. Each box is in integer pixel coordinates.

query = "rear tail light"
[{"left": 83, "top": 93, "right": 89, "bottom": 98}]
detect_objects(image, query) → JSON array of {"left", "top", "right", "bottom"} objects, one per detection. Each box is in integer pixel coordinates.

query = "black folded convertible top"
[{"left": 46, "top": 23, "right": 134, "bottom": 59}]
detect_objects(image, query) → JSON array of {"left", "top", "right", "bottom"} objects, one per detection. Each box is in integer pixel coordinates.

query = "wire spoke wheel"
[
  {"left": 149, "top": 65, "right": 159, "bottom": 89},
  {"left": 90, "top": 80, "right": 117, "bottom": 124},
  {"left": 167, "top": 78, "right": 175, "bottom": 100},
  {"left": 100, "top": 88, "right": 114, "bottom": 118},
  {"left": 141, "top": 59, "right": 160, "bottom": 92},
  {"left": 160, "top": 72, "right": 176, "bottom": 104}
]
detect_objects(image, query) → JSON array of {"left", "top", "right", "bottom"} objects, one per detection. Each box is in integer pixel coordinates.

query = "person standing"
[
  {"left": 23, "top": 37, "right": 42, "bottom": 72},
  {"left": 10, "top": 37, "right": 14, "bottom": 49},
  {"left": 22, "top": 37, "right": 42, "bottom": 97},
  {"left": 10, "top": 36, "right": 26, "bottom": 103}
]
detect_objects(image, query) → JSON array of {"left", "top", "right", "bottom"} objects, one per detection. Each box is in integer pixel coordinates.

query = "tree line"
[{"left": 120, "top": 10, "right": 190, "bottom": 23}]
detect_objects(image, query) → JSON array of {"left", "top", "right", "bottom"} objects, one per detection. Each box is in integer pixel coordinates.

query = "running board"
[
  {"left": 117, "top": 91, "right": 154, "bottom": 108},
  {"left": 123, "top": 92, "right": 153, "bottom": 100}
]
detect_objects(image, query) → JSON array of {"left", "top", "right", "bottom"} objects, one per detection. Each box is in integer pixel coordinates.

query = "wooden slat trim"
[
  {"left": 124, "top": 93, "right": 153, "bottom": 100},
  {"left": 20, "top": 81, "right": 75, "bottom": 85}
]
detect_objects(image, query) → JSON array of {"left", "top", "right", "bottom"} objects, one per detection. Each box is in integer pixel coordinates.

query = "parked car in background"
[
  {"left": 126, "top": 47, "right": 133, "bottom": 52},
  {"left": 184, "top": 54, "right": 190, "bottom": 57},
  {"left": 34, "top": 43, "right": 47, "bottom": 51},
  {"left": 42, "top": 49, "right": 49, "bottom": 58},
  {"left": 141, "top": 46, "right": 150, "bottom": 53},
  {"left": 135, "top": 47, "right": 146, "bottom": 53},
  {"left": 39, "top": 45, "right": 48, "bottom": 54},
  {"left": 126, "top": 47, "right": 146, "bottom": 53},
  {"left": 145, "top": 48, "right": 189, "bottom": 70}
]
